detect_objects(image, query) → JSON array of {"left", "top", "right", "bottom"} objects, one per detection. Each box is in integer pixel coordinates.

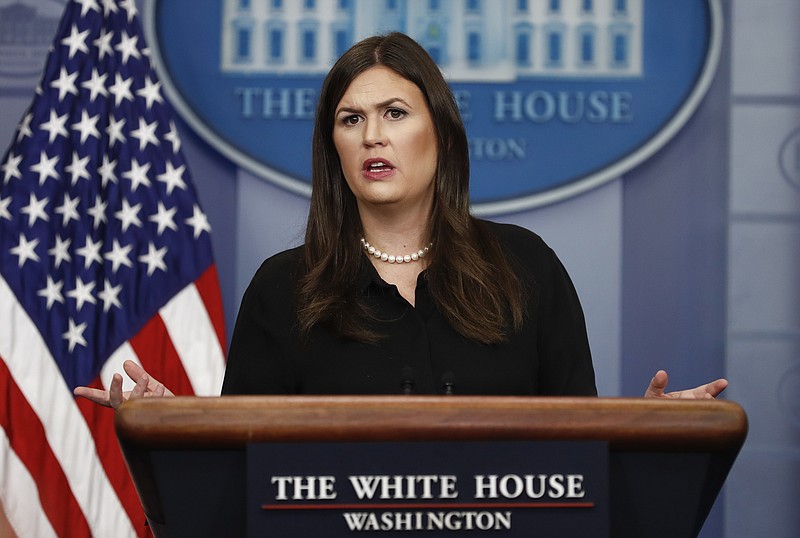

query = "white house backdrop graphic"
[{"left": 220, "top": 0, "right": 643, "bottom": 81}]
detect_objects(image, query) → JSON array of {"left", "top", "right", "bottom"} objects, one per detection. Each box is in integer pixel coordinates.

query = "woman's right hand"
[{"left": 73, "top": 360, "right": 174, "bottom": 410}]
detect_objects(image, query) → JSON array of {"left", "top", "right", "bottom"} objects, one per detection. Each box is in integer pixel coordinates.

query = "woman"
[{"left": 76, "top": 33, "right": 727, "bottom": 405}]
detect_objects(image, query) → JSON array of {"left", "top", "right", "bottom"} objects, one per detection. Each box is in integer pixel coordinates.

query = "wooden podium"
[{"left": 115, "top": 396, "right": 747, "bottom": 537}]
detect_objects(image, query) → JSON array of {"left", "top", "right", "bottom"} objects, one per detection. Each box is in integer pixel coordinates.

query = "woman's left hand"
[{"left": 644, "top": 369, "right": 728, "bottom": 399}]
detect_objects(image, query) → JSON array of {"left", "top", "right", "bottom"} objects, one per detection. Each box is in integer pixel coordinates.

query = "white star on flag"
[
  {"left": 0, "top": 196, "right": 12, "bottom": 220},
  {"left": 55, "top": 193, "right": 81, "bottom": 226},
  {"left": 93, "top": 26, "right": 114, "bottom": 59},
  {"left": 81, "top": 67, "right": 109, "bottom": 101},
  {"left": 10, "top": 233, "right": 41, "bottom": 267},
  {"left": 37, "top": 275, "right": 65, "bottom": 310},
  {"left": 62, "top": 318, "right": 88, "bottom": 352},
  {"left": 101, "top": 0, "right": 119, "bottom": 16},
  {"left": 20, "top": 192, "right": 50, "bottom": 226},
  {"left": 157, "top": 161, "right": 187, "bottom": 194},
  {"left": 75, "top": 0, "right": 100, "bottom": 17},
  {"left": 16, "top": 113, "right": 34, "bottom": 142},
  {"left": 138, "top": 241, "right": 168, "bottom": 276},
  {"left": 136, "top": 76, "right": 163, "bottom": 110},
  {"left": 164, "top": 120, "right": 181, "bottom": 153},
  {"left": 186, "top": 204, "right": 212, "bottom": 239},
  {"left": 50, "top": 67, "right": 80, "bottom": 101},
  {"left": 48, "top": 235, "right": 73, "bottom": 268},
  {"left": 75, "top": 234, "right": 103, "bottom": 269},
  {"left": 97, "top": 154, "right": 118, "bottom": 187},
  {"left": 98, "top": 278, "right": 123, "bottom": 312},
  {"left": 108, "top": 72, "right": 133, "bottom": 106},
  {"left": 2, "top": 153, "right": 23, "bottom": 184},
  {"left": 87, "top": 197, "right": 108, "bottom": 228},
  {"left": 103, "top": 238, "right": 134, "bottom": 273},
  {"left": 122, "top": 158, "right": 151, "bottom": 192},
  {"left": 130, "top": 117, "right": 160, "bottom": 151},
  {"left": 66, "top": 151, "right": 92, "bottom": 185},
  {"left": 40, "top": 110, "right": 69, "bottom": 143},
  {"left": 149, "top": 201, "right": 178, "bottom": 235},
  {"left": 106, "top": 115, "right": 127, "bottom": 147},
  {"left": 66, "top": 275, "right": 97, "bottom": 311},
  {"left": 61, "top": 24, "right": 91, "bottom": 59},
  {"left": 115, "top": 30, "right": 141, "bottom": 65},
  {"left": 71, "top": 109, "right": 101, "bottom": 143},
  {"left": 114, "top": 198, "right": 142, "bottom": 232}
]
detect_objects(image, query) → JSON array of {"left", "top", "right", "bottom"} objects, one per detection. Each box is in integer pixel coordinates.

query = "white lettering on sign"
[
  {"left": 267, "top": 473, "right": 588, "bottom": 505},
  {"left": 468, "top": 137, "right": 527, "bottom": 160},
  {"left": 270, "top": 475, "right": 337, "bottom": 500},
  {"left": 234, "top": 87, "right": 317, "bottom": 119},
  {"left": 473, "top": 474, "right": 586, "bottom": 499},
  {"left": 342, "top": 511, "right": 513, "bottom": 531},
  {"left": 493, "top": 90, "right": 633, "bottom": 124},
  {"left": 347, "top": 475, "right": 459, "bottom": 500}
]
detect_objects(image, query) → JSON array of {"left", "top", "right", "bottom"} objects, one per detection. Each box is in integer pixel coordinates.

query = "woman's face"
[{"left": 332, "top": 66, "right": 438, "bottom": 215}]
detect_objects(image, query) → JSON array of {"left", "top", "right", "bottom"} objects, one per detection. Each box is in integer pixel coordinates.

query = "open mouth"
[
  {"left": 367, "top": 161, "right": 392, "bottom": 172},
  {"left": 362, "top": 158, "right": 395, "bottom": 179}
]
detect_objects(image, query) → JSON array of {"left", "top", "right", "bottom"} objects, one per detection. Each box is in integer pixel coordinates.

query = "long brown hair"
[{"left": 297, "top": 32, "right": 523, "bottom": 344}]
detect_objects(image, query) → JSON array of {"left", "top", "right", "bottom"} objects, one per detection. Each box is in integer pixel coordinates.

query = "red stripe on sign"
[
  {"left": 0, "top": 357, "right": 92, "bottom": 537},
  {"left": 129, "top": 315, "right": 195, "bottom": 396},
  {"left": 75, "top": 378, "right": 151, "bottom": 537},
  {"left": 262, "top": 502, "right": 597, "bottom": 510},
  {"left": 195, "top": 265, "right": 227, "bottom": 356}
]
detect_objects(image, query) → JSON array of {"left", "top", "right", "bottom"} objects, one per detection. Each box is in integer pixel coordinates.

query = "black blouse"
[{"left": 221, "top": 221, "right": 596, "bottom": 396}]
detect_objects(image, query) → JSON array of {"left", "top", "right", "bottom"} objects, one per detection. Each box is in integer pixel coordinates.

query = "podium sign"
[{"left": 248, "top": 441, "right": 608, "bottom": 537}]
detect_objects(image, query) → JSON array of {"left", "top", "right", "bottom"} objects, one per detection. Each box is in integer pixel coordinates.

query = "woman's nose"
[{"left": 362, "top": 120, "right": 387, "bottom": 147}]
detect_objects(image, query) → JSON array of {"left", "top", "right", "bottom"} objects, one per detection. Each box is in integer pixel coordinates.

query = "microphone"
[
  {"left": 400, "top": 367, "right": 415, "bottom": 395},
  {"left": 442, "top": 372, "right": 455, "bottom": 395}
]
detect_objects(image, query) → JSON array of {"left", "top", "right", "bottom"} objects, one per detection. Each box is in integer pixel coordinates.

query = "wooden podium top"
[{"left": 116, "top": 396, "right": 747, "bottom": 452}]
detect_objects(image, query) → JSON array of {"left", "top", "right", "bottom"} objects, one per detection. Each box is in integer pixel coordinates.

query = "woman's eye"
[
  {"left": 386, "top": 108, "right": 406, "bottom": 120},
  {"left": 341, "top": 115, "right": 361, "bottom": 125}
]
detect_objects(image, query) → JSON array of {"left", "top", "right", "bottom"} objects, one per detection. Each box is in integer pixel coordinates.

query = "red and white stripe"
[{"left": 0, "top": 265, "right": 226, "bottom": 537}]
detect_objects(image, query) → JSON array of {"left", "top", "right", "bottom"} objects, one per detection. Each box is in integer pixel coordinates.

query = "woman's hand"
[
  {"left": 73, "top": 360, "right": 174, "bottom": 410},
  {"left": 644, "top": 369, "right": 728, "bottom": 399}
]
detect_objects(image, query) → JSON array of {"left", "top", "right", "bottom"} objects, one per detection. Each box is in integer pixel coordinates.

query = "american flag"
[{"left": 0, "top": 0, "right": 226, "bottom": 536}]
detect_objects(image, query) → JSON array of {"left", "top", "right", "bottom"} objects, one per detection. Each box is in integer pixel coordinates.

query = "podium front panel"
[{"left": 115, "top": 396, "right": 747, "bottom": 538}]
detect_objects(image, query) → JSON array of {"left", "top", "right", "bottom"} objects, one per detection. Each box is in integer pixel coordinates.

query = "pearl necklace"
[{"left": 360, "top": 238, "right": 432, "bottom": 264}]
